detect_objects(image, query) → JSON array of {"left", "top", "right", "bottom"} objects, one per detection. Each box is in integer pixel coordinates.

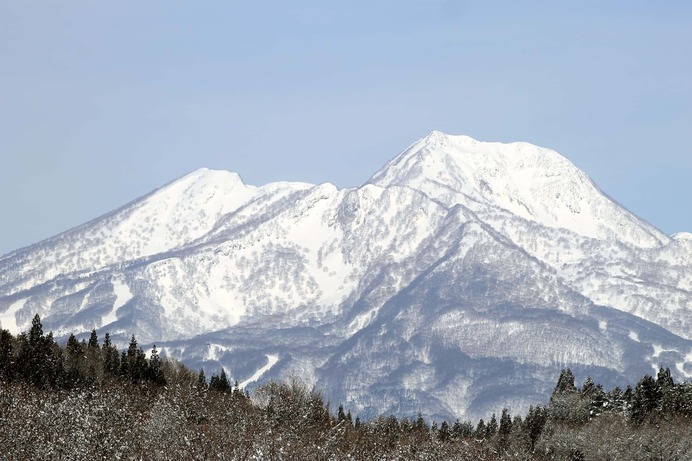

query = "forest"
[{"left": 1, "top": 314, "right": 692, "bottom": 460}]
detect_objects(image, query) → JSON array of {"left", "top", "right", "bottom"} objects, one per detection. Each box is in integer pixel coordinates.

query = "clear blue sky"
[{"left": 1, "top": 1, "right": 690, "bottom": 256}]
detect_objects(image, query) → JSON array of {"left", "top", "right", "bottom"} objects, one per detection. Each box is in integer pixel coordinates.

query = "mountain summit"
[
  {"left": 1, "top": 132, "right": 690, "bottom": 421},
  {"left": 370, "top": 131, "right": 666, "bottom": 246}
]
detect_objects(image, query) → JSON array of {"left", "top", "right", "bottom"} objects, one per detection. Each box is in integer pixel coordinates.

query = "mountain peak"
[
  {"left": 369, "top": 132, "right": 666, "bottom": 247},
  {"left": 173, "top": 167, "right": 245, "bottom": 188},
  {"left": 422, "top": 129, "right": 475, "bottom": 145},
  {"left": 422, "top": 129, "right": 448, "bottom": 143}
]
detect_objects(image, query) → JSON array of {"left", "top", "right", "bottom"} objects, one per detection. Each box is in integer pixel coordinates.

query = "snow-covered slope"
[
  {"left": 370, "top": 131, "right": 667, "bottom": 247},
  {"left": 1, "top": 131, "right": 690, "bottom": 422}
]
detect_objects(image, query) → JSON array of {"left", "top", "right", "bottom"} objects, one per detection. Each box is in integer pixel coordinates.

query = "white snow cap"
[{"left": 369, "top": 130, "right": 667, "bottom": 247}]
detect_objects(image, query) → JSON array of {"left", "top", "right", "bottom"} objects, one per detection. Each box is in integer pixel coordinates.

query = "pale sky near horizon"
[{"left": 1, "top": 1, "right": 691, "bottom": 256}]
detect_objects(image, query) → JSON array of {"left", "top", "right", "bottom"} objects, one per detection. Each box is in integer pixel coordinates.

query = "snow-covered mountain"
[{"left": 1, "top": 131, "right": 691, "bottom": 421}]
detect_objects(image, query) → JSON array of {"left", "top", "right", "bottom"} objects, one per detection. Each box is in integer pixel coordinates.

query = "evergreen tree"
[
  {"left": 102, "top": 332, "right": 120, "bottom": 377},
  {"left": 414, "top": 412, "right": 427, "bottom": 434},
  {"left": 581, "top": 376, "right": 607, "bottom": 417},
  {"left": 452, "top": 419, "right": 462, "bottom": 438},
  {"left": 623, "top": 384, "right": 634, "bottom": 405},
  {"left": 486, "top": 413, "right": 498, "bottom": 438},
  {"left": 524, "top": 405, "right": 547, "bottom": 452},
  {"left": 127, "top": 334, "right": 138, "bottom": 359},
  {"left": 21, "top": 314, "right": 59, "bottom": 388},
  {"left": 438, "top": 420, "right": 451, "bottom": 441},
  {"left": 232, "top": 380, "right": 244, "bottom": 398},
  {"left": 210, "top": 368, "right": 231, "bottom": 392},
  {"left": 553, "top": 368, "right": 577, "bottom": 396},
  {"left": 120, "top": 350, "right": 127, "bottom": 377},
  {"left": 28, "top": 313, "right": 43, "bottom": 346},
  {"left": 497, "top": 408, "right": 513, "bottom": 453},
  {"left": 0, "top": 329, "right": 14, "bottom": 381},
  {"left": 430, "top": 421, "right": 438, "bottom": 439},
  {"left": 88, "top": 329, "right": 99, "bottom": 348},
  {"left": 218, "top": 368, "right": 230, "bottom": 391},
  {"left": 475, "top": 418, "right": 486, "bottom": 439},
  {"left": 337, "top": 403, "right": 347, "bottom": 423},
  {"left": 84, "top": 331, "right": 103, "bottom": 384},
  {"left": 64, "top": 333, "right": 86, "bottom": 387},
  {"left": 580, "top": 376, "right": 595, "bottom": 395},
  {"left": 512, "top": 414, "right": 523, "bottom": 433},
  {"left": 630, "top": 374, "right": 662, "bottom": 424},
  {"left": 657, "top": 366, "right": 674, "bottom": 388},
  {"left": 452, "top": 419, "right": 474, "bottom": 438},
  {"left": 657, "top": 366, "right": 675, "bottom": 415},
  {"left": 606, "top": 386, "right": 626, "bottom": 413},
  {"left": 133, "top": 347, "right": 147, "bottom": 383},
  {"left": 121, "top": 334, "right": 147, "bottom": 383},
  {"left": 499, "top": 408, "right": 512, "bottom": 436},
  {"left": 549, "top": 370, "right": 589, "bottom": 424},
  {"left": 148, "top": 345, "right": 166, "bottom": 385}
]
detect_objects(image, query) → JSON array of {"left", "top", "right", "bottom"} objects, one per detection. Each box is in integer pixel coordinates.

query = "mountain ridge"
[
  {"left": 1, "top": 131, "right": 690, "bottom": 421},
  {"left": 370, "top": 131, "right": 667, "bottom": 247}
]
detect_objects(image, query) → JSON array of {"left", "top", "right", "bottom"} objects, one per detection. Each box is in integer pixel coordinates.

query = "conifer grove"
[{"left": 1, "top": 315, "right": 692, "bottom": 460}]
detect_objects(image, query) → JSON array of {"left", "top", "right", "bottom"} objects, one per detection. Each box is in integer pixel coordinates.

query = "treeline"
[
  {"left": 0, "top": 314, "right": 166, "bottom": 388},
  {"left": 1, "top": 316, "right": 692, "bottom": 460}
]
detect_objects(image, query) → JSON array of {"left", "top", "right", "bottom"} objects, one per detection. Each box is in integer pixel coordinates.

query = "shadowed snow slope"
[{"left": 1, "top": 131, "right": 690, "bottom": 422}]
